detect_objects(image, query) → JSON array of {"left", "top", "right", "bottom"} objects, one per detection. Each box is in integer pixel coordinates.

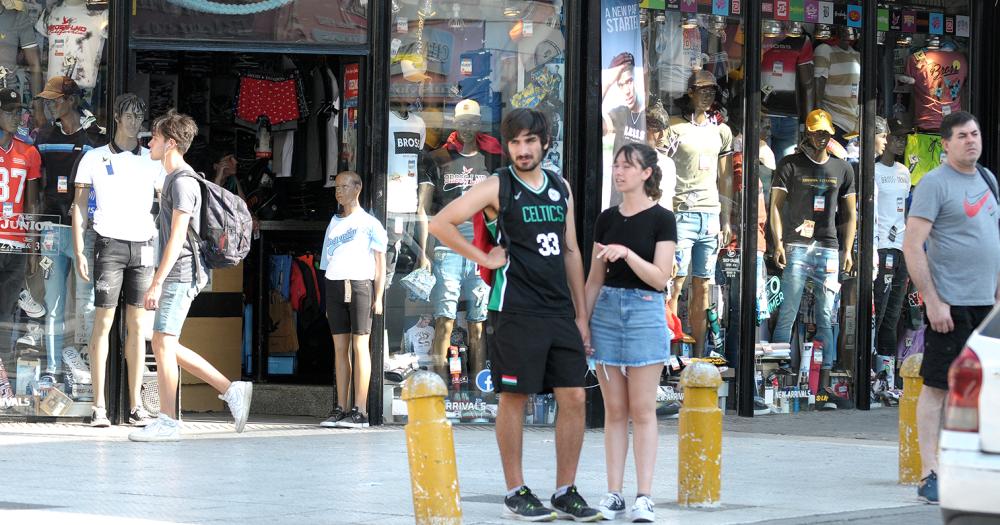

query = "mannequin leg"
[
  {"left": 669, "top": 275, "right": 686, "bottom": 315},
  {"left": 333, "top": 333, "right": 352, "bottom": 410},
  {"left": 432, "top": 317, "right": 455, "bottom": 382},
  {"left": 351, "top": 333, "right": 372, "bottom": 414},
  {"left": 771, "top": 245, "right": 809, "bottom": 345},
  {"left": 89, "top": 307, "right": 117, "bottom": 410},
  {"left": 124, "top": 305, "right": 146, "bottom": 410},
  {"left": 467, "top": 321, "right": 485, "bottom": 376},
  {"left": 690, "top": 277, "right": 711, "bottom": 357}
]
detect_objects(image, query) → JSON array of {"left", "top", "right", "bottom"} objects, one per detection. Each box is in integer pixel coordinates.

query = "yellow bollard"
[
  {"left": 401, "top": 371, "right": 462, "bottom": 525},
  {"left": 899, "top": 353, "right": 924, "bottom": 485},
  {"left": 678, "top": 360, "right": 723, "bottom": 507}
]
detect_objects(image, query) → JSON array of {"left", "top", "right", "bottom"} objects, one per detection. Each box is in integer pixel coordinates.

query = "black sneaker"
[
  {"left": 918, "top": 471, "right": 939, "bottom": 504},
  {"left": 319, "top": 406, "right": 348, "bottom": 428},
  {"left": 551, "top": 486, "right": 602, "bottom": 522},
  {"left": 502, "top": 486, "right": 556, "bottom": 522},
  {"left": 337, "top": 407, "right": 369, "bottom": 428}
]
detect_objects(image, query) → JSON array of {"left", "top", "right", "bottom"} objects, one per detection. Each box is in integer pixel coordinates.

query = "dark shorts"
[
  {"left": 325, "top": 279, "right": 374, "bottom": 335},
  {"left": 486, "top": 311, "right": 587, "bottom": 394},
  {"left": 921, "top": 305, "right": 993, "bottom": 390},
  {"left": 93, "top": 235, "right": 155, "bottom": 309}
]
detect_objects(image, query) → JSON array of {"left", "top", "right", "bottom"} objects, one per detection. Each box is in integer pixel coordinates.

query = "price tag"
[
  {"left": 896, "top": 196, "right": 905, "bottom": 213},
  {"left": 396, "top": 17, "right": 408, "bottom": 33},
  {"left": 797, "top": 220, "right": 815, "bottom": 238},
  {"left": 772, "top": 61, "right": 784, "bottom": 77},
  {"left": 394, "top": 216, "right": 404, "bottom": 234},
  {"left": 942, "top": 104, "right": 953, "bottom": 116},
  {"left": 2, "top": 202, "right": 12, "bottom": 217},
  {"left": 140, "top": 246, "right": 154, "bottom": 267},
  {"left": 813, "top": 195, "right": 825, "bottom": 212},
  {"left": 886, "top": 253, "right": 895, "bottom": 269},
  {"left": 461, "top": 58, "right": 473, "bottom": 76},
  {"left": 523, "top": 21, "right": 534, "bottom": 36},
  {"left": 57, "top": 176, "right": 68, "bottom": 193}
]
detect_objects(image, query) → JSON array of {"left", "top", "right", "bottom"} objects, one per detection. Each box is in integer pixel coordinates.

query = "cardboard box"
[{"left": 39, "top": 387, "right": 73, "bottom": 416}]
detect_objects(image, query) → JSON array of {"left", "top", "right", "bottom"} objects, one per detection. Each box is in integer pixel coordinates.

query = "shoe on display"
[
  {"left": 503, "top": 486, "right": 557, "bottom": 522},
  {"left": 61, "top": 347, "right": 92, "bottom": 385},
  {"left": 917, "top": 471, "right": 939, "bottom": 504},
  {"left": 128, "top": 414, "right": 181, "bottom": 442},
  {"left": 16, "top": 322, "right": 43, "bottom": 347},
  {"left": 550, "top": 485, "right": 602, "bottom": 522},
  {"left": 129, "top": 406, "right": 155, "bottom": 427},
  {"left": 320, "top": 406, "right": 348, "bottom": 427},
  {"left": 628, "top": 495, "right": 655, "bottom": 523},
  {"left": 753, "top": 396, "right": 772, "bottom": 415},
  {"left": 336, "top": 407, "right": 369, "bottom": 428},
  {"left": 18, "top": 289, "right": 46, "bottom": 318},
  {"left": 90, "top": 406, "right": 110, "bottom": 428},
  {"left": 220, "top": 381, "right": 253, "bottom": 433},
  {"left": 596, "top": 492, "right": 625, "bottom": 520}
]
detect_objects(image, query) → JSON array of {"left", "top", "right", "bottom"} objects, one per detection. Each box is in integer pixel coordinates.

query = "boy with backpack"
[{"left": 129, "top": 111, "right": 252, "bottom": 442}]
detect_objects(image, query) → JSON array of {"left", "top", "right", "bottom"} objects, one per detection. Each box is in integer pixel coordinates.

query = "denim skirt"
[{"left": 590, "top": 286, "right": 671, "bottom": 367}]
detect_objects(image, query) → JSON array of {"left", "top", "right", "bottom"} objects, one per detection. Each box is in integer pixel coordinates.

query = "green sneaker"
[
  {"left": 551, "top": 485, "right": 602, "bottom": 522},
  {"left": 502, "top": 486, "right": 557, "bottom": 522}
]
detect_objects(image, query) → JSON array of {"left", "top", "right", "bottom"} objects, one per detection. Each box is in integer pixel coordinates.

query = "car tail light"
[{"left": 944, "top": 347, "right": 981, "bottom": 432}]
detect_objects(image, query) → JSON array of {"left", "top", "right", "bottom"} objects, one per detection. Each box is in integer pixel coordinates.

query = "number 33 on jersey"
[{"left": 0, "top": 138, "right": 42, "bottom": 247}]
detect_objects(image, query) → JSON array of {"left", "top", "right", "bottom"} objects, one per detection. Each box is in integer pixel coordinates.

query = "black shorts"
[
  {"left": 920, "top": 305, "right": 992, "bottom": 390},
  {"left": 486, "top": 311, "right": 587, "bottom": 394},
  {"left": 93, "top": 235, "right": 155, "bottom": 309},
  {"left": 325, "top": 279, "right": 374, "bottom": 335}
]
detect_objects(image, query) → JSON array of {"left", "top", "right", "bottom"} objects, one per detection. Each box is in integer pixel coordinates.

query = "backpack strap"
[
  {"left": 976, "top": 163, "right": 999, "bottom": 202},
  {"left": 172, "top": 170, "right": 206, "bottom": 287}
]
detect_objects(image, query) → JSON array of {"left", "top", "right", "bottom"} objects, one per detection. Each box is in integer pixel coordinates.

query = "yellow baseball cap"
[{"left": 805, "top": 109, "right": 836, "bottom": 135}]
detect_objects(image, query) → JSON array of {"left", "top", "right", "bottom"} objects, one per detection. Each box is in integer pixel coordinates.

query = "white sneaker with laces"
[
  {"left": 90, "top": 406, "right": 110, "bottom": 428},
  {"left": 597, "top": 492, "right": 625, "bottom": 520},
  {"left": 629, "top": 496, "right": 655, "bottom": 523},
  {"left": 221, "top": 381, "right": 253, "bottom": 433},
  {"left": 18, "top": 289, "right": 45, "bottom": 318},
  {"left": 62, "top": 347, "right": 92, "bottom": 384},
  {"left": 129, "top": 414, "right": 181, "bottom": 442},
  {"left": 17, "top": 322, "right": 43, "bottom": 347}
]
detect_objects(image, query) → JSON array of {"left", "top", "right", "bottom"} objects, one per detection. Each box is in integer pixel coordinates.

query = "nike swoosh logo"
[
  {"left": 964, "top": 191, "right": 990, "bottom": 217},
  {"left": 514, "top": 191, "right": 522, "bottom": 200}
]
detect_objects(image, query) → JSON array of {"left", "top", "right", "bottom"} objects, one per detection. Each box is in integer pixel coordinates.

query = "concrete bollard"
[
  {"left": 899, "top": 353, "right": 924, "bottom": 485},
  {"left": 401, "top": 371, "right": 462, "bottom": 524},
  {"left": 678, "top": 360, "right": 723, "bottom": 507}
]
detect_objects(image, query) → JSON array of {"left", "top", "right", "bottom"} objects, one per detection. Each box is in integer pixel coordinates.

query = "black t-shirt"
[
  {"left": 420, "top": 149, "right": 494, "bottom": 241},
  {"left": 594, "top": 205, "right": 677, "bottom": 291},
  {"left": 35, "top": 123, "right": 106, "bottom": 222},
  {"left": 771, "top": 152, "right": 856, "bottom": 249}
]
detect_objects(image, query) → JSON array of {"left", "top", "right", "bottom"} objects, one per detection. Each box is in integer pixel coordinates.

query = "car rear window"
[{"left": 978, "top": 304, "right": 1000, "bottom": 339}]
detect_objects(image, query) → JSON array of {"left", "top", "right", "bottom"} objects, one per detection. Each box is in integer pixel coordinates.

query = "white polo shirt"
[{"left": 75, "top": 142, "right": 165, "bottom": 242}]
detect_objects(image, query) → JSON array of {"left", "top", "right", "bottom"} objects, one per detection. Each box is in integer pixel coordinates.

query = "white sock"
[
  {"left": 507, "top": 485, "right": 527, "bottom": 498},
  {"left": 554, "top": 485, "right": 571, "bottom": 499}
]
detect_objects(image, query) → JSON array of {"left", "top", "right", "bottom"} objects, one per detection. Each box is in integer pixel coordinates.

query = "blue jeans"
[
  {"left": 41, "top": 224, "right": 74, "bottom": 374},
  {"left": 675, "top": 211, "right": 720, "bottom": 279},
  {"left": 74, "top": 229, "right": 96, "bottom": 348},
  {"left": 772, "top": 244, "right": 839, "bottom": 369},
  {"left": 769, "top": 115, "right": 798, "bottom": 159},
  {"left": 430, "top": 249, "right": 489, "bottom": 322}
]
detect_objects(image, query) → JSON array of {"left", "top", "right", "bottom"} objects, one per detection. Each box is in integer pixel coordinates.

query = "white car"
[{"left": 939, "top": 306, "right": 1000, "bottom": 524}]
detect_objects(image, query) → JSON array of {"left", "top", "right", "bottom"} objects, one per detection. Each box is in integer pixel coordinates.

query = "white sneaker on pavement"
[
  {"left": 90, "top": 406, "right": 110, "bottom": 428},
  {"left": 129, "top": 414, "right": 181, "bottom": 442},
  {"left": 628, "top": 496, "right": 655, "bottom": 523},
  {"left": 221, "top": 381, "right": 253, "bottom": 433}
]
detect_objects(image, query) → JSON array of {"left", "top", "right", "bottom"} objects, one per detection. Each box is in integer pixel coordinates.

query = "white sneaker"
[
  {"left": 18, "top": 289, "right": 45, "bottom": 318},
  {"left": 597, "top": 492, "right": 625, "bottom": 520},
  {"left": 129, "top": 414, "right": 181, "bottom": 442},
  {"left": 62, "top": 347, "right": 91, "bottom": 384},
  {"left": 90, "top": 406, "right": 110, "bottom": 428},
  {"left": 16, "top": 321, "right": 43, "bottom": 347},
  {"left": 220, "top": 381, "right": 253, "bottom": 433},
  {"left": 628, "top": 496, "right": 655, "bottom": 523}
]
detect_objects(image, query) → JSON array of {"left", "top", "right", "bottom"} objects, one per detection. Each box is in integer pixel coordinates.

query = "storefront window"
[
  {"left": 383, "top": 0, "right": 567, "bottom": 425},
  {"left": 604, "top": 5, "right": 746, "bottom": 416},
  {"left": 131, "top": 0, "right": 368, "bottom": 46},
  {"left": 1, "top": 1, "right": 111, "bottom": 418}
]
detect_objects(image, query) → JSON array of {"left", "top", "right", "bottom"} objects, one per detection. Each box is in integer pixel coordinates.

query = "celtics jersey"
[{"left": 487, "top": 167, "right": 574, "bottom": 317}]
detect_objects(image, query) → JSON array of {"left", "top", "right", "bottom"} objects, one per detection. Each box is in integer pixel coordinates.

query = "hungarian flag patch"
[{"left": 501, "top": 375, "right": 518, "bottom": 387}]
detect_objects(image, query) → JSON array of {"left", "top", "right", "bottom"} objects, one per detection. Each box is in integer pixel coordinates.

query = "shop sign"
[
  {"left": 817, "top": 1, "right": 833, "bottom": 24},
  {"left": 877, "top": 9, "right": 889, "bottom": 31},
  {"left": 804, "top": 0, "right": 818, "bottom": 23},
  {"left": 667, "top": 0, "right": 681, "bottom": 10},
  {"left": 639, "top": 0, "right": 666, "bottom": 8},
  {"left": 766, "top": 276, "right": 784, "bottom": 311},
  {"left": 944, "top": 16, "right": 955, "bottom": 35},
  {"left": 344, "top": 64, "right": 360, "bottom": 103},
  {"left": 916, "top": 12, "right": 929, "bottom": 34},
  {"left": 476, "top": 369, "right": 494, "bottom": 393},
  {"left": 774, "top": 0, "right": 789, "bottom": 20},
  {"left": 731, "top": 0, "right": 741, "bottom": 15},
  {"left": 929, "top": 12, "right": 944, "bottom": 35},
  {"left": 712, "top": 0, "right": 729, "bottom": 17},
  {"left": 956, "top": 15, "right": 970, "bottom": 37},
  {"left": 832, "top": 3, "right": 847, "bottom": 26},
  {"left": 846, "top": 4, "right": 862, "bottom": 28},
  {"left": 679, "top": 0, "right": 697, "bottom": 13},
  {"left": 721, "top": 249, "right": 740, "bottom": 279},
  {"left": 761, "top": 0, "right": 773, "bottom": 16},
  {"left": 789, "top": 0, "right": 803, "bottom": 22},
  {"left": 902, "top": 10, "right": 916, "bottom": 33},
  {"left": 889, "top": 8, "right": 902, "bottom": 31}
]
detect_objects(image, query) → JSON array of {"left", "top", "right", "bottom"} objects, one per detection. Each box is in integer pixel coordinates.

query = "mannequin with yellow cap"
[
  {"left": 769, "top": 108, "right": 857, "bottom": 389},
  {"left": 418, "top": 99, "right": 496, "bottom": 383}
]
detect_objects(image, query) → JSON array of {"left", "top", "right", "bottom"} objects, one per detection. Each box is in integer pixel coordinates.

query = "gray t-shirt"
[
  {"left": 909, "top": 162, "right": 1000, "bottom": 306},
  {"left": 159, "top": 169, "right": 208, "bottom": 285}
]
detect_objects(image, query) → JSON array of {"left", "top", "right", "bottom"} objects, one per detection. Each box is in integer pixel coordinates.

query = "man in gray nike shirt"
[{"left": 903, "top": 111, "right": 1000, "bottom": 503}]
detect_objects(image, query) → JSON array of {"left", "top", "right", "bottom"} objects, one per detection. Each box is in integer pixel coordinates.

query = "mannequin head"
[
  {"left": 874, "top": 116, "right": 888, "bottom": 157},
  {"left": 334, "top": 170, "right": 363, "bottom": 208},
  {"left": 646, "top": 113, "right": 666, "bottom": 149},
  {"left": 838, "top": 27, "right": 858, "bottom": 49},
  {"left": 609, "top": 52, "right": 639, "bottom": 111},
  {"left": 687, "top": 70, "right": 718, "bottom": 114},
  {"left": 36, "top": 76, "right": 81, "bottom": 122},
  {"left": 803, "top": 109, "right": 835, "bottom": 158},
  {"left": 113, "top": 93, "right": 148, "bottom": 140},
  {"left": 454, "top": 99, "right": 481, "bottom": 145},
  {"left": 0, "top": 89, "right": 21, "bottom": 137},
  {"left": 884, "top": 117, "right": 910, "bottom": 159},
  {"left": 612, "top": 143, "right": 662, "bottom": 201}
]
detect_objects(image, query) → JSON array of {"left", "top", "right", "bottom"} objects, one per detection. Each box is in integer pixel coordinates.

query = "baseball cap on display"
[
  {"left": 887, "top": 116, "right": 913, "bottom": 136},
  {"left": 805, "top": 109, "right": 836, "bottom": 135},
  {"left": 454, "top": 99, "right": 480, "bottom": 118},
  {"left": 400, "top": 59, "right": 430, "bottom": 83},
  {"left": 688, "top": 70, "right": 718, "bottom": 90},
  {"left": 36, "top": 76, "right": 81, "bottom": 100},
  {"left": 0, "top": 88, "right": 20, "bottom": 111}
]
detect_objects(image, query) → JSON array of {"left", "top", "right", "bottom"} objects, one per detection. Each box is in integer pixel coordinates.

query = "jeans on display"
[
  {"left": 0, "top": 253, "right": 27, "bottom": 357},
  {"left": 385, "top": 212, "right": 420, "bottom": 288},
  {"left": 772, "top": 244, "right": 839, "bottom": 369},
  {"left": 75, "top": 229, "right": 97, "bottom": 348},
  {"left": 41, "top": 224, "right": 74, "bottom": 373},
  {"left": 874, "top": 248, "right": 908, "bottom": 357},
  {"left": 768, "top": 115, "right": 798, "bottom": 159}
]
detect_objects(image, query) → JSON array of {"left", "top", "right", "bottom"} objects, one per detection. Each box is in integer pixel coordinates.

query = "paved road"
[{"left": 0, "top": 407, "right": 942, "bottom": 524}]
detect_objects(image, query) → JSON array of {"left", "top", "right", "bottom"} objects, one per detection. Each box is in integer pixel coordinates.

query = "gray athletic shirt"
[{"left": 909, "top": 162, "right": 1000, "bottom": 306}]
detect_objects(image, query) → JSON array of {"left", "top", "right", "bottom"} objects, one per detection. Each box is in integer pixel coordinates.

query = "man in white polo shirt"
[{"left": 71, "top": 93, "right": 163, "bottom": 427}]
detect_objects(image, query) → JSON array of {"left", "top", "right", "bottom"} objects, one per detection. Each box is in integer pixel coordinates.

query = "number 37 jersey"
[
  {"left": 488, "top": 167, "right": 574, "bottom": 317},
  {"left": 0, "top": 139, "right": 42, "bottom": 246}
]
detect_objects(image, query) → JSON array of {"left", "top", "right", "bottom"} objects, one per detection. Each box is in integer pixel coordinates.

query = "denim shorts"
[
  {"left": 93, "top": 234, "right": 155, "bottom": 308},
  {"left": 153, "top": 281, "right": 200, "bottom": 336},
  {"left": 431, "top": 249, "right": 489, "bottom": 322},
  {"left": 590, "top": 286, "right": 671, "bottom": 368},
  {"left": 675, "top": 211, "right": 720, "bottom": 279}
]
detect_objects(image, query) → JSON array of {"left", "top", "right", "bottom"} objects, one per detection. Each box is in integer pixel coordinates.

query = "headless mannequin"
[
  {"left": 418, "top": 112, "right": 488, "bottom": 382},
  {"left": 763, "top": 29, "right": 815, "bottom": 124},
  {"left": 0, "top": 7, "right": 44, "bottom": 126},
  {"left": 71, "top": 103, "right": 149, "bottom": 418},
  {"left": 815, "top": 27, "right": 860, "bottom": 135},
  {"left": 668, "top": 86, "right": 734, "bottom": 357}
]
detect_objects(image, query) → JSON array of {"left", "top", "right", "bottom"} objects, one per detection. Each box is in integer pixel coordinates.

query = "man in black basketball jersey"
[{"left": 430, "top": 109, "right": 600, "bottom": 522}]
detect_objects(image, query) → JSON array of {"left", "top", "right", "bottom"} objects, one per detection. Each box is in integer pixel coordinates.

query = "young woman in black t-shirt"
[{"left": 584, "top": 143, "right": 677, "bottom": 521}]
